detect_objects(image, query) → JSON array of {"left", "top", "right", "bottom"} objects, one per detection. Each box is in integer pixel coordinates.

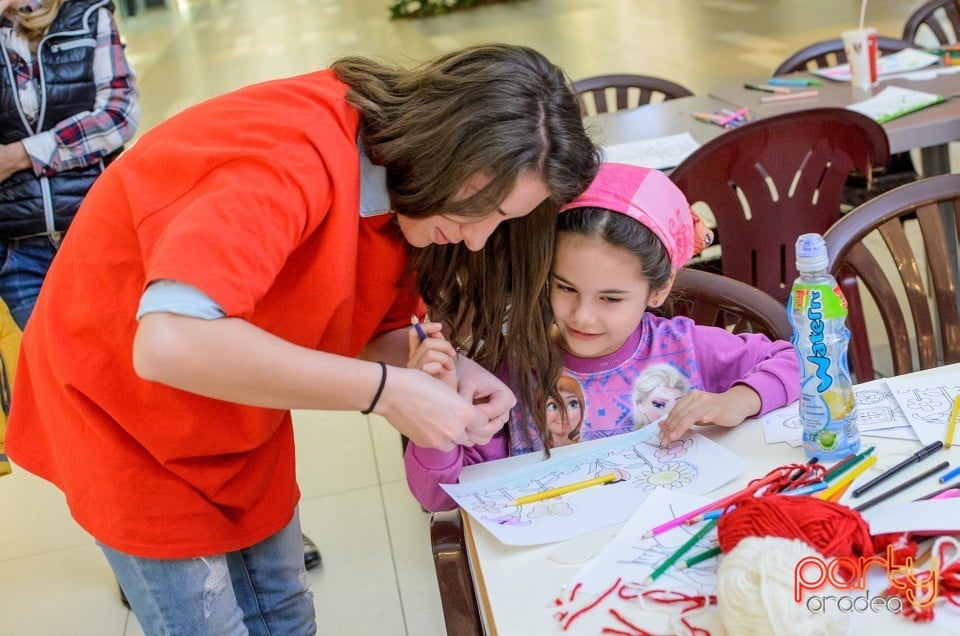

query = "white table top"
[{"left": 464, "top": 364, "right": 960, "bottom": 636}]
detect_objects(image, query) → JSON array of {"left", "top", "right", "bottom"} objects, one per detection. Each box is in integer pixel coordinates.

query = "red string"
[
  {"left": 562, "top": 577, "right": 622, "bottom": 631},
  {"left": 889, "top": 538, "right": 960, "bottom": 622}
]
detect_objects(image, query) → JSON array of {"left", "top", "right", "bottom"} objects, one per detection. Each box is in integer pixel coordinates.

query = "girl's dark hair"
[
  {"left": 332, "top": 45, "right": 600, "bottom": 436},
  {"left": 557, "top": 207, "right": 673, "bottom": 291}
]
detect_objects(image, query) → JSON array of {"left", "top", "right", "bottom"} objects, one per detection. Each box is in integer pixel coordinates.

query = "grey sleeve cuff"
[{"left": 137, "top": 280, "right": 226, "bottom": 321}]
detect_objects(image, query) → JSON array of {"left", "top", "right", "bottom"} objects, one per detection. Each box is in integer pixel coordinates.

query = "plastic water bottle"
[{"left": 788, "top": 233, "right": 860, "bottom": 460}]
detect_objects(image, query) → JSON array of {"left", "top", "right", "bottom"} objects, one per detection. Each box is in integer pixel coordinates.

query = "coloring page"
[
  {"left": 601, "top": 133, "right": 700, "bottom": 170},
  {"left": 443, "top": 427, "right": 745, "bottom": 546},
  {"left": 886, "top": 371, "right": 960, "bottom": 445},
  {"left": 571, "top": 490, "right": 719, "bottom": 595}
]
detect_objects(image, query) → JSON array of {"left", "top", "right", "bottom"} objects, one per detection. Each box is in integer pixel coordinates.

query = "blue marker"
[
  {"left": 787, "top": 481, "right": 829, "bottom": 497},
  {"left": 939, "top": 465, "right": 960, "bottom": 484},
  {"left": 767, "top": 77, "right": 822, "bottom": 87}
]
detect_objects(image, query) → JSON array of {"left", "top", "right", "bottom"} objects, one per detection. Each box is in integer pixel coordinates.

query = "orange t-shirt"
[{"left": 7, "top": 70, "right": 420, "bottom": 558}]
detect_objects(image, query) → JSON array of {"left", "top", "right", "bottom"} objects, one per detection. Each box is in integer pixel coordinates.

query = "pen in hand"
[{"left": 411, "top": 315, "right": 428, "bottom": 342}]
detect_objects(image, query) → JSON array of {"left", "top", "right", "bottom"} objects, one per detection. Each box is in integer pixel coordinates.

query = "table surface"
[
  {"left": 583, "top": 69, "right": 960, "bottom": 158},
  {"left": 463, "top": 364, "right": 960, "bottom": 636}
]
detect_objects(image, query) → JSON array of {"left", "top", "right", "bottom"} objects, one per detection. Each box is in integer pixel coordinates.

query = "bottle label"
[{"left": 790, "top": 283, "right": 848, "bottom": 319}]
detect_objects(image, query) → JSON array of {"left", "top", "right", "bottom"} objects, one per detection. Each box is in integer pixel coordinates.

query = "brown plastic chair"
[
  {"left": 669, "top": 107, "right": 889, "bottom": 380},
  {"left": 430, "top": 510, "right": 484, "bottom": 636},
  {"left": 773, "top": 36, "right": 917, "bottom": 76},
  {"left": 663, "top": 268, "right": 793, "bottom": 342},
  {"left": 903, "top": 0, "right": 960, "bottom": 46},
  {"left": 823, "top": 173, "right": 960, "bottom": 380},
  {"left": 572, "top": 73, "right": 693, "bottom": 116}
]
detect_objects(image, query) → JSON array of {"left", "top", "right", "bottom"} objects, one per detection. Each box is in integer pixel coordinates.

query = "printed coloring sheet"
[
  {"left": 761, "top": 378, "right": 918, "bottom": 446},
  {"left": 443, "top": 427, "right": 745, "bottom": 546},
  {"left": 571, "top": 490, "right": 719, "bottom": 595},
  {"left": 885, "top": 370, "right": 960, "bottom": 445}
]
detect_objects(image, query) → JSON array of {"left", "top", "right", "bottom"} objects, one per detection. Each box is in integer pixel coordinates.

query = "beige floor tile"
[
  {"left": 370, "top": 414, "right": 407, "bottom": 485},
  {"left": 298, "top": 489, "right": 406, "bottom": 635},
  {"left": 294, "top": 409, "right": 379, "bottom": 500},
  {"left": 380, "top": 481, "right": 446, "bottom": 636},
  {"left": 0, "top": 544, "right": 127, "bottom": 636},
  {"left": 0, "top": 469, "right": 96, "bottom": 561}
]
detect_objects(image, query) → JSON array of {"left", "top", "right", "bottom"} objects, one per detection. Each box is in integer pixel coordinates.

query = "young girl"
[{"left": 405, "top": 162, "right": 800, "bottom": 512}]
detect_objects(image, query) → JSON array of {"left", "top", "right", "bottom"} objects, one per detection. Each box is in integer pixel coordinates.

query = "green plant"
[{"left": 389, "top": 0, "right": 524, "bottom": 20}]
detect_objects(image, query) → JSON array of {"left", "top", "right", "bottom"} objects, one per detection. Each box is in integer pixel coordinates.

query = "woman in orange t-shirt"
[{"left": 7, "top": 44, "right": 599, "bottom": 634}]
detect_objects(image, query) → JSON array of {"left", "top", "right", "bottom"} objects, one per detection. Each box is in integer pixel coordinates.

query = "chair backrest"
[
  {"left": 663, "top": 268, "right": 792, "bottom": 342},
  {"left": 903, "top": 0, "right": 960, "bottom": 46},
  {"left": 669, "top": 107, "right": 890, "bottom": 302},
  {"left": 823, "top": 173, "right": 960, "bottom": 378},
  {"left": 430, "top": 510, "right": 483, "bottom": 636},
  {"left": 774, "top": 37, "right": 916, "bottom": 75},
  {"left": 572, "top": 73, "right": 693, "bottom": 116}
]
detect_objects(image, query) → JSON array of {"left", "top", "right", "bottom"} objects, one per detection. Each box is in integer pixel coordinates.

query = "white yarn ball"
[{"left": 717, "top": 536, "right": 850, "bottom": 636}]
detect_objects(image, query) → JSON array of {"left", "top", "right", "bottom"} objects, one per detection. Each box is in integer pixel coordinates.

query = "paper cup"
[{"left": 842, "top": 27, "right": 878, "bottom": 89}]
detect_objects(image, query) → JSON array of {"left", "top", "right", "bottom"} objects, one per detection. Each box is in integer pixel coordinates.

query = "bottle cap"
[{"left": 795, "top": 233, "right": 828, "bottom": 272}]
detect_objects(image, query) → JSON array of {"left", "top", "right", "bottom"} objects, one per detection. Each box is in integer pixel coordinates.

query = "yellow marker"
[
  {"left": 945, "top": 395, "right": 960, "bottom": 449},
  {"left": 817, "top": 454, "right": 877, "bottom": 501},
  {"left": 513, "top": 473, "right": 618, "bottom": 506}
]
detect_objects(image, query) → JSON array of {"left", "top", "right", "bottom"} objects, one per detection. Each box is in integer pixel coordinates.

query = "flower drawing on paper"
[
  {"left": 485, "top": 513, "right": 530, "bottom": 526},
  {"left": 652, "top": 438, "right": 693, "bottom": 461},
  {"left": 636, "top": 461, "right": 697, "bottom": 491}
]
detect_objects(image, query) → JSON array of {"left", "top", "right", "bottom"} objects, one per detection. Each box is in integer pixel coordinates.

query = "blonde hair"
[
  {"left": 12, "top": 0, "right": 65, "bottom": 42},
  {"left": 633, "top": 364, "right": 688, "bottom": 429},
  {"left": 332, "top": 45, "right": 600, "bottom": 436}
]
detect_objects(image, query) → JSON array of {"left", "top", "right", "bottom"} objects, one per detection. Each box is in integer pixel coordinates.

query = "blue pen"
[
  {"left": 410, "top": 315, "right": 428, "bottom": 341},
  {"left": 939, "top": 465, "right": 960, "bottom": 484}
]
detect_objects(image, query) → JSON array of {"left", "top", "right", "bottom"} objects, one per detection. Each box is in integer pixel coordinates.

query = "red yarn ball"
[{"left": 716, "top": 494, "right": 874, "bottom": 560}]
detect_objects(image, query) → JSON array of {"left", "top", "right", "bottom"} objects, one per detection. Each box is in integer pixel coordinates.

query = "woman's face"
[
  {"left": 546, "top": 389, "right": 582, "bottom": 446},
  {"left": 636, "top": 385, "right": 682, "bottom": 424},
  {"left": 395, "top": 171, "right": 549, "bottom": 251}
]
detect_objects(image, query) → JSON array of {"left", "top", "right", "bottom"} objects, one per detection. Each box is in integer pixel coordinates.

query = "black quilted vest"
[{"left": 0, "top": 0, "right": 115, "bottom": 240}]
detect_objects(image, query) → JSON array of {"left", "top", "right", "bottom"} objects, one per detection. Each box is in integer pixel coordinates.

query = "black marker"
[{"left": 852, "top": 440, "right": 944, "bottom": 498}]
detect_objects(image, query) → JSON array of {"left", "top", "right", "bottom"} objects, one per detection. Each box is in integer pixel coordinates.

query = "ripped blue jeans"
[{"left": 100, "top": 509, "right": 316, "bottom": 636}]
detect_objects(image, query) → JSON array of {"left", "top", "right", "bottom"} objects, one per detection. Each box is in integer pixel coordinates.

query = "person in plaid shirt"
[{"left": 0, "top": 0, "right": 139, "bottom": 328}]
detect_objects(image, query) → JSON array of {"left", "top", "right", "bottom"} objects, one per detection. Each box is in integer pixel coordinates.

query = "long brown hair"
[{"left": 332, "top": 44, "right": 600, "bottom": 437}]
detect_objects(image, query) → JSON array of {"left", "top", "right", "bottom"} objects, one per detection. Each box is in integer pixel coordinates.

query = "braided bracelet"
[{"left": 361, "top": 361, "right": 387, "bottom": 415}]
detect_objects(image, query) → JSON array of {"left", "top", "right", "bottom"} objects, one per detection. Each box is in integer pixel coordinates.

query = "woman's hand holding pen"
[{"left": 657, "top": 386, "right": 761, "bottom": 444}]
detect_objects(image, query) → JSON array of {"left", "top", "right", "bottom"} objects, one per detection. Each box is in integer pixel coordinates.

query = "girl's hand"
[
  {"left": 657, "top": 386, "right": 762, "bottom": 444},
  {"left": 407, "top": 321, "right": 457, "bottom": 390}
]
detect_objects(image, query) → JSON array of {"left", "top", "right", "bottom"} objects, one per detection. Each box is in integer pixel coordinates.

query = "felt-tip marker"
[
  {"left": 410, "top": 315, "right": 428, "bottom": 341},
  {"left": 766, "top": 78, "right": 822, "bottom": 87},
  {"left": 852, "top": 440, "right": 944, "bottom": 497}
]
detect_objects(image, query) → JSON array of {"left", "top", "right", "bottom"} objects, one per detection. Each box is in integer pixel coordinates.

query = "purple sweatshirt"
[{"left": 404, "top": 313, "right": 800, "bottom": 511}]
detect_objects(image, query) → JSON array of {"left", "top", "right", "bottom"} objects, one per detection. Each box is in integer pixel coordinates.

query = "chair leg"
[{"left": 430, "top": 510, "right": 484, "bottom": 636}]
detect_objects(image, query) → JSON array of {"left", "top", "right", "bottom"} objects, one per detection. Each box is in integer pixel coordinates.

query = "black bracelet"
[{"left": 361, "top": 361, "right": 387, "bottom": 415}]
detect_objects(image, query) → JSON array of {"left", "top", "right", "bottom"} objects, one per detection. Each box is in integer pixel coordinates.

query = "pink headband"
[{"left": 559, "top": 163, "right": 711, "bottom": 269}]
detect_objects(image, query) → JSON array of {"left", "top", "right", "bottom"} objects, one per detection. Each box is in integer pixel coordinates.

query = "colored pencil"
[
  {"left": 853, "top": 461, "right": 950, "bottom": 512},
  {"left": 825, "top": 480, "right": 852, "bottom": 503},
  {"left": 817, "top": 455, "right": 877, "bottom": 500},
  {"left": 642, "top": 488, "right": 745, "bottom": 538},
  {"left": 677, "top": 545, "right": 722, "bottom": 570},
  {"left": 852, "top": 441, "right": 944, "bottom": 497},
  {"left": 645, "top": 519, "right": 718, "bottom": 584},
  {"left": 945, "top": 395, "right": 960, "bottom": 448},
  {"left": 759, "top": 90, "right": 819, "bottom": 103},
  {"left": 824, "top": 446, "right": 875, "bottom": 483},
  {"left": 512, "top": 473, "right": 618, "bottom": 506}
]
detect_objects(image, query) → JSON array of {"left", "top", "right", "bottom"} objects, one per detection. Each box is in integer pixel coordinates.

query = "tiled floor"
[{"left": 0, "top": 0, "right": 941, "bottom": 634}]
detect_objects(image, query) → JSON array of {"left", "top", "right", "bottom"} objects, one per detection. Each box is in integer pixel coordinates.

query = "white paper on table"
[
  {"left": 571, "top": 490, "right": 719, "bottom": 595},
  {"left": 761, "top": 379, "right": 915, "bottom": 445},
  {"left": 885, "top": 370, "right": 960, "bottom": 445},
  {"left": 861, "top": 500, "right": 960, "bottom": 534},
  {"left": 442, "top": 427, "right": 746, "bottom": 546},
  {"left": 810, "top": 48, "right": 941, "bottom": 82},
  {"left": 601, "top": 133, "right": 700, "bottom": 170},
  {"left": 846, "top": 86, "right": 945, "bottom": 123}
]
